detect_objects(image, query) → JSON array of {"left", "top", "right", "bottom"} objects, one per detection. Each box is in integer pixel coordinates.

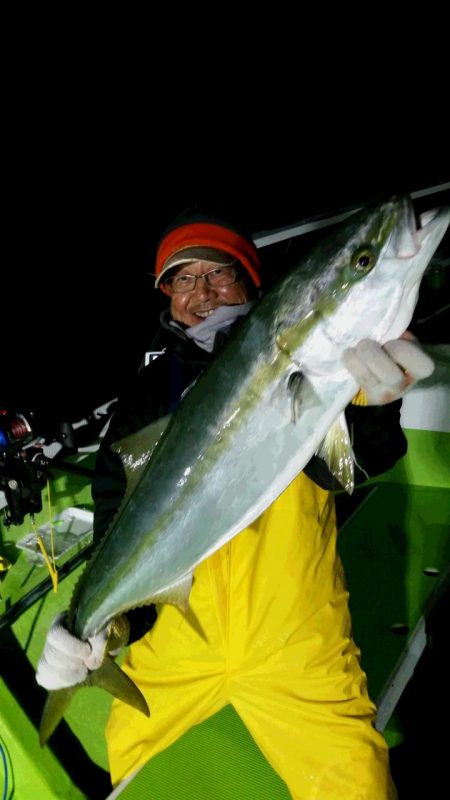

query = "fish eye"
[{"left": 351, "top": 247, "right": 376, "bottom": 273}]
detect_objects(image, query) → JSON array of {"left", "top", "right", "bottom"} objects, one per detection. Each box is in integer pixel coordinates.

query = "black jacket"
[{"left": 92, "top": 311, "right": 408, "bottom": 641}]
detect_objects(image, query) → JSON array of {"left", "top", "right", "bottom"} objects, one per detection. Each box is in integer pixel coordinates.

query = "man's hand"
[
  {"left": 36, "top": 612, "right": 112, "bottom": 690},
  {"left": 343, "top": 333, "right": 434, "bottom": 405}
]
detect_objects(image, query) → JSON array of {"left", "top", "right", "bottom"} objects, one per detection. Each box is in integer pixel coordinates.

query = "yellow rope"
[
  {"left": 31, "top": 481, "right": 58, "bottom": 592},
  {"left": 46, "top": 480, "right": 57, "bottom": 575},
  {"left": 36, "top": 534, "right": 58, "bottom": 592}
]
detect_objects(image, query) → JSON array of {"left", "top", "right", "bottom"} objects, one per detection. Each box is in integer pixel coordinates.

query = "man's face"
[{"left": 167, "top": 260, "right": 251, "bottom": 327}]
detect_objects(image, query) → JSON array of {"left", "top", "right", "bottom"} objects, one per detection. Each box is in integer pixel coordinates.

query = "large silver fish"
[{"left": 40, "top": 196, "right": 449, "bottom": 744}]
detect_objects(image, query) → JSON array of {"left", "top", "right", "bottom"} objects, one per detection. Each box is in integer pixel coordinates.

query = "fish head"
[
  {"left": 339, "top": 196, "right": 450, "bottom": 345},
  {"left": 285, "top": 196, "right": 450, "bottom": 372}
]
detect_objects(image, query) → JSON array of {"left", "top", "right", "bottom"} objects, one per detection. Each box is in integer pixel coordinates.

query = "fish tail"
[
  {"left": 86, "top": 655, "right": 150, "bottom": 715},
  {"left": 39, "top": 686, "right": 78, "bottom": 747},
  {"left": 39, "top": 656, "right": 150, "bottom": 747}
]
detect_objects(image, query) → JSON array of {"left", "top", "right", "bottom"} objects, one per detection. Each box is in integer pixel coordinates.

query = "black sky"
[{"left": 3, "top": 128, "right": 449, "bottom": 420}]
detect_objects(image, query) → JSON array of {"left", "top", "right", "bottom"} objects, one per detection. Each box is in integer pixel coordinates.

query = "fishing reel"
[
  {"left": 0, "top": 410, "right": 48, "bottom": 526},
  {"left": 0, "top": 403, "right": 116, "bottom": 527}
]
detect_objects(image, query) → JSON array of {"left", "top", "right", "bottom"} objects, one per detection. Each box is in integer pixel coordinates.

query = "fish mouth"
[
  {"left": 384, "top": 196, "right": 418, "bottom": 259},
  {"left": 385, "top": 198, "right": 446, "bottom": 260},
  {"left": 417, "top": 205, "right": 450, "bottom": 247},
  {"left": 396, "top": 199, "right": 449, "bottom": 257},
  {"left": 419, "top": 207, "right": 441, "bottom": 228}
]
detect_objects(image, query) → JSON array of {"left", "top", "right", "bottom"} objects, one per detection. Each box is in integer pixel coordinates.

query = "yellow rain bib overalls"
[{"left": 106, "top": 473, "right": 397, "bottom": 799}]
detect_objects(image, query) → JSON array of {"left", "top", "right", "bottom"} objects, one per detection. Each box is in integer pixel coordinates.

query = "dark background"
[
  {"left": 2, "top": 11, "right": 449, "bottom": 421},
  {"left": 3, "top": 134, "right": 449, "bottom": 421}
]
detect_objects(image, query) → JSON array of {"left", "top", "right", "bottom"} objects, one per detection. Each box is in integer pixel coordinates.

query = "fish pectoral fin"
[
  {"left": 149, "top": 573, "right": 193, "bottom": 614},
  {"left": 315, "top": 411, "right": 355, "bottom": 494},
  {"left": 112, "top": 414, "right": 172, "bottom": 496},
  {"left": 39, "top": 657, "right": 150, "bottom": 748},
  {"left": 286, "top": 370, "right": 320, "bottom": 423},
  {"left": 287, "top": 371, "right": 304, "bottom": 423}
]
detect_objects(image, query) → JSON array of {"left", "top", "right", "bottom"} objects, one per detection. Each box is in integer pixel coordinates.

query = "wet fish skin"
[
  {"left": 71, "top": 197, "right": 450, "bottom": 641},
  {"left": 39, "top": 196, "right": 450, "bottom": 745}
]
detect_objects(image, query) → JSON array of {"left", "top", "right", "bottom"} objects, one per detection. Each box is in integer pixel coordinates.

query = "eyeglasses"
[{"left": 163, "top": 265, "right": 239, "bottom": 294}]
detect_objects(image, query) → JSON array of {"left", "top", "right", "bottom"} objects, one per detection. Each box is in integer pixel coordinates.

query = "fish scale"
[
  {"left": 39, "top": 196, "right": 450, "bottom": 745},
  {"left": 72, "top": 197, "right": 450, "bottom": 641}
]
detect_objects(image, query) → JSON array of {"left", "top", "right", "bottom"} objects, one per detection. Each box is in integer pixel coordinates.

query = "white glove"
[
  {"left": 36, "top": 612, "right": 109, "bottom": 690},
  {"left": 342, "top": 334, "right": 434, "bottom": 405}
]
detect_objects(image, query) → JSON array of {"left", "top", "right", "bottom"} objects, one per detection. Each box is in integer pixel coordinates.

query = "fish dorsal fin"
[
  {"left": 148, "top": 572, "right": 193, "bottom": 614},
  {"left": 111, "top": 414, "right": 171, "bottom": 498},
  {"left": 315, "top": 411, "right": 355, "bottom": 494}
]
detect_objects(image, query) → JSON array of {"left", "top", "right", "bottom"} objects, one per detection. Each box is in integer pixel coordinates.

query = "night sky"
[{"left": 3, "top": 135, "right": 449, "bottom": 422}]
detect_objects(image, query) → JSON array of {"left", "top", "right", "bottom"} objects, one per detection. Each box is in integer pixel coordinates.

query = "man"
[{"left": 37, "top": 209, "right": 433, "bottom": 798}]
